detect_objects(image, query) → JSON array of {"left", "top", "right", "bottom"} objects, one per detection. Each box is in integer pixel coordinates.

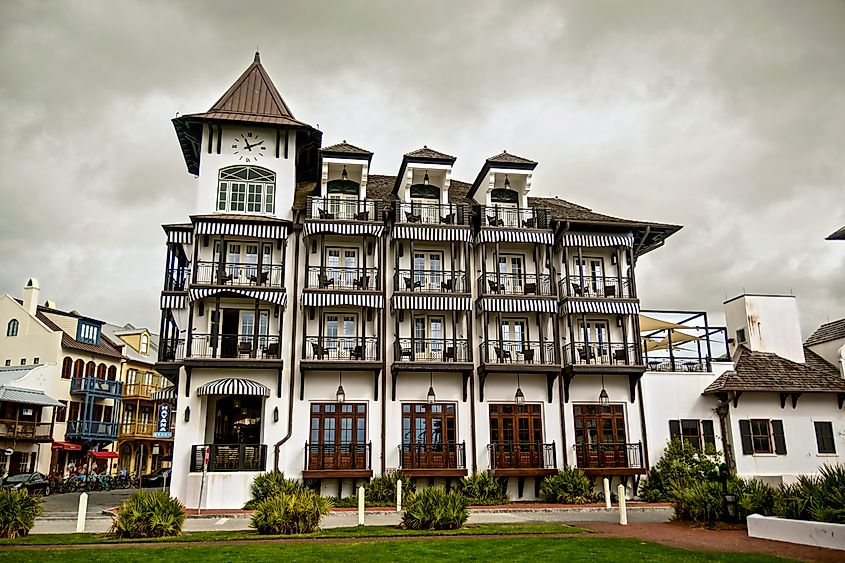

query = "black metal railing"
[
  {"left": 305, "top": 266, "right": 379, "bottom": 290},
  {"left": 478, "top": 273, "right": 556, "bottom": 296},
  {"left": 480, "top": 340, "right": 558, "bottom": 365},
  {"left": 399, "top": 442, "right": 466, "bottom": 470},
  {"left": 395, "top": 270, "right": 467, "bottom": 293},
  {"left": 194, "top": 261, "right": 284, "bottom": 287},
  {"left": 186, "top": 334, "right": 281, "bottom": 360},
  {"left": 164, "top": 268, "right": 189, "bottom": 291},
  {"left": 562, "top": 342, "right": 640, "bottom": 367},
  {"left": 66, "top": 420, "right": 119, "bottom": 440},
  {"left": 0, "top": 420, "right": 52, "bottom": 441},
  {"left": 396, "top": 339, "right": 470, "bottom": 362},
  {"left": 304, "top": 442, "right": 372, "bottom": 471},
  {"left": 481, "top": 206, "right": 549, "bottom": 229},
  {"left": 563, "top": 275, "right": 633, "bottom": 299},
  {"left": 574, "top": 442, "right": 644, "bottom": 470},
  {"left": 70, "top": 377, "right": 123, "bottom": 397},
  {"left": 159, "top": 338, "right": 185, "bottom": 362},
  {"left": 488, "top": 442, "right": 556, "bottom": 470},
  {"left": 306, "top": 196, "right": 383, "bottom": 222},
  {"left": 643, "top": 356, "right": 712, "bottom": 373},
  {"left": 190, "top": 444, "right": 267, "bottom": 472},
  {"left": 396, "top": 202, "right": 471, "bottom": 226},
  {"left": 304, "top": 336, "right": 380, "bottom": 361}
]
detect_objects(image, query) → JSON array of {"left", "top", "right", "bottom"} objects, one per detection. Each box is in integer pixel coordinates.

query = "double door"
[
  {"left": 327, "top": 247, "right": 359, "bottom": 288},
  {"left": 308, "top": 403, "right": 367, "bottom": 470},
  {"left": 573, "top": 404, "right": 628, "bottom": 468},
  {"left": 213, "top": 309, "right": 269, "bottom": 358},
  {"left": 413, "top": 316, "right": 444, "bottom": 360},
  {"left": 489, "top": 404, "right": 544, "bottom": 468},
  {"left": 214, "top": 242, "right": 273, "bottom": 285},
  {"left": 402, "top": 403, "right": 458, "bottom": 469}
]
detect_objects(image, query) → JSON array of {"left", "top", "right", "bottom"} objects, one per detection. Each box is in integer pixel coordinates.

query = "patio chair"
[
  {"left": 487, "top": 279, "right": 503, "bottom": 294},
  {"left": 579, "top": 346, "right": 595, "bottom": 363},
  {"left": 249, "top": 271, "right": 269, "bottom": 286},
  {"left": 312, "top": 343, "right": 330, "bottom": 360},
  {"left": 350, "top": 345, "right": 364, "bottom": 360},
  {"left": 405, "top": 212, "right": 422, "bottom": 223},
  {"left": 441, "top": 279, "right": 454, "bottom": 292},
  {"left": 218, "top": 271, "right": 234, "bottom": 285},
  {"left": 522, "top": 349, "right": 535, "bottom": 364},
  {"left": 522, "top": 218, "right": 535, "bottom": 228},
  {"left": 523, "top": 282, "right": 537, "bottom": 294},
  {"left": 238, "top": 342, "right": 253, "bottom": 358},
  {"left": 400, "top": 348, "right": 414, "bottom": 361},
  {"left": 319, "top": 275, "right": 335, "bottom": 288},
  {"left": 318, "top": 208, "right": 335, "bottom": 220},
  {"left": 444, "top": 347, "right": 456, "bottom": 362},
  {"left": 494, "top": 346, "right": 512, "bottom": 363},
  {"left": 570, "top": 282, "right": 584, "bottom": 297},
  {"left": 439, "top": 213, "right": 455, "bottom": 225},
  {"left": 613, "top": 348, "right": 628, "bottom": 364},
  {"left": 603, "top": 285, "right": 616, "bottom": 298},
  {"left": 487, "top": 215, "right": 504, "bottom": 227},
  {"left": 263, "top": 342, "right": 280, "bottom": 359},
  {"left": 404, "top": 277, "right": 423, "bottom": 291},
  {"left": 353, "top": 275, "right": 371, "bottom": 290},
  {"left": 354, "top": 211, "right": 369, "bottom": 221}
]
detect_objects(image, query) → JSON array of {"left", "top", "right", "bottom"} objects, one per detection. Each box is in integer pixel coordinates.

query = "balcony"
[
  {"left": 119, "top": 421, "right": 156, "bottom": 439},
  {"left": 480, "top": 341, "right": 558, "bottom": 366},
  {"left": 0, "top": 420, "right": 52, "bottom": 442},
  {"left": 123, "top": 383, "right": 160, "bottom": 399},
  {"left": 488, "top": 442, "right": 557, "bottom": 476},
  {"left": 562, "top": 342, "right": 641, "bottom": 367},
  {"left": 478, "top": 273, "right": 556, "bottom": 296},
  {"left": 396, "top": 202, "right": 470, "bottom": 226},
  {"left": 396, "top": 339, "right": 470, "bottom": 363},
  {"left": 644, "top": 356, "right": 712, "bottom": 373},
  {"left": 190, "top": 444, "right": 267, "bottom": 472},
  {"left": 194, "top": 261, "right": 284, "bottom": 288},
  {"left": 574, "top": 442, "right": 645, "bottom": 475},
  {"left": 164, "top": 268, "right": 189, "bottom": 292},
  {"left": 396, "top": 270, "right": 467, "bottom": 293},
  {"left": 304, "top": 336, "right": 380, "bottom": 362},
  {"left": 304, "top": 442, "right": 372, "bottom": 478},
  {"left": 306, "top": 197, "right": 383, "bottom": 222},
  {"left": 481, "top": 206, "right": 549, "bottom": 229},
  {"left": 159, "top": 338, "right": 184, "bottom": 362},
  {"left": 186, "top": 334, "right": 282, "bottom": 360},
  {"left": 562, "top": 275, "right": 633, "bottom": 299},
  {"left": 399, "top": 442, "right": 467, "bottom": 477},
  {"left": 66, "top": 420, "right": 119, "bottom": 441},
  {"left": 70, "top": 377, "right": 123, "bottom": 398},
  {"left": 305, "top": 267, "right": 379, "bottom": 291}
]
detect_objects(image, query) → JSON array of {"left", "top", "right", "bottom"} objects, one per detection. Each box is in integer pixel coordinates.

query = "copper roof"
[
  {"left": 486, "top": 151, "right": 537, "bottom": 166},
  {"left": 805, "top": 318, "right": 845, "bottom": 346},
  {"left": 321, "top": 141, "right": 373, "bottom": 157},
  {"left": 404, "top": 146, "right": 457, "bottom": 163}
]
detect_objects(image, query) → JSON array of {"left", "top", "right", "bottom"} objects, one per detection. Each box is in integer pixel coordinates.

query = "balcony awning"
[
  {"left": 477, "top": 297, "right": 559, "bottom": 314},
  {"left": 165, "top": 227, "right": 193, "bottom": 244},
  {"left": 304, "top": 220, "right": 384, "bottom": 238},
  {"left": 89, "top": 450, "right": 119, "bottom": 459},
  {"left": 189, "top": 288, "right": 288, "bottom": 307},
  {"left": 193, "top": 218, "right": 289, "bottom": 240},
  {"left": 392, "top": 225, "right": 472, "bottom": 242},
  {"left": 0, "top": 386, "right": 62, "bottom": 407},
  {"left": 392, "top": 294, "right": 472, "bottom": 311},
  {"left": 196, "top": 378, "right": 270, "bottom": 397},
  {"left": 563, "top": 300, "right": 640, "bottom": 315},
  {"left": 301, "top": 291, "right": 384, "bottom": 308},
  {"left": 151, "top": 386, "right": 177, "bottom": 401},
  {"left": 477, "top": 229, "right": 554, "bottom": 245},
  {"left": 558, "top": 231, "right": 634, "bottom": 248},
  {"left": 51, "top": 441, "right": 81, "bottom": 451},
  {"left": 160, "top": 294, "right": 187, "bottom": 310}
]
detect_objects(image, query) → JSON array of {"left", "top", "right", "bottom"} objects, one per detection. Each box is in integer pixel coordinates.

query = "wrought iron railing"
[
  {"left": 159, "top": 338, "right": 184, "bottom": 362},
  {"left": 399, "top": 442, "right": 466, "bottom": 470},
  {"left": 0, "top": 420, "right": 52, "bottom": 441},
  {"left": 562, "top": 342, "right": 640, "bottom": 367},
  {"left": 478, "top": 273, "right": 556, "bottom": 296},
  {"left": 574, "top": 442, "right": 644, "bottom": 470},
  {"left": 488, "top": 442, "right": 556, "bottom": 470},
  {"left": 190, "top": 444, "right": 267, "bottom": 472},
  {"left": 305, "top": 266, "right": 379, "bottom": 290},
  {"left": 563, "top": 275, "right": 633, "bottom": 299},
  {"left": 304, "top": 442, "right": 371, "bottom": 471},
  {"left": 396, "top": 338, "right": 470, "bottom": 362},
  {"left": 306, "top": 196, "right": 383, "bottom": 221},
  {"left": 194, "top": 261, "right": 284, "bottom": 287},
  {"left": 643, "top": 356, "right": 712, "bottom": 373},
  {"left": 304, "top": 336, "right": 380, "bottom": 361},
  {"left": 186, "top": 334, "right": 281, "bottom": 360},
  {"left": 480, "top": 340, "right": 558, "bottom": 365},
  {"left": 66, "top": 420, "right": 119, "bottom": 440},
  {"left": 163, "top": 268, "right": 189, "bottom": 292},
  {"left": 395, "top": 270, "right": 467, "bottom": 293},
  {"left": 69, "top": 377, "right": 123, "bottom": 397},
  {"left": 396, "top": 202, "right": 470, "bottom": 226},
  {"left": 481, "top": 206, "right": 549, "bottom": 229}
]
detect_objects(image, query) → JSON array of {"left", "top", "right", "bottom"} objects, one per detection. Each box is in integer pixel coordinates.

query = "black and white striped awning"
[
  {"left": 477, "top": 229, "right": 554, "bottom": 245},
  {"left": 189, "top": 288, "right": 288, "bottom": 307},
  {"left": 160, "top": 294, "right": 187, "bottom": 310},
  {"left": 194, "top": 219, "right": 289, "bottom": 240},
  {"left": 392, "top": 294, "right": 472, "bottom": 311},
  {"left": 301, "top": 291, "right": 384, "bottom": 308},
  {"left": 151, "top": 386, "right": 177, "bottom": 401},
  {"left": 562, "top": 300, "right": 640, "bottom": 315},
  {"left": 392, "top": 225, "right": 473, "bottom": 242},
  {"left": 304, "top": 221, "right": 384, "bottom": 238},
  {"left": 558, "top": 232, "right": 634, "bottom": 248},
  {"left": 477, "top": 297, "right": 559, "bottom": 314},
  {"left": 196, "top": 378, "right": 270, "bottom": 397},
  {"left": 166, "top": 228, "right": 193, "bottom": 244}
]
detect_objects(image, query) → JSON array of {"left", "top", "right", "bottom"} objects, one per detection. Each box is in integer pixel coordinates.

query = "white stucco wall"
[{"left": 724, "top": 295, "right": 805, "bottom": 363}]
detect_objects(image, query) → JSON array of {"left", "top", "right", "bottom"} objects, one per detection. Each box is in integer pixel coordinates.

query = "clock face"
[{"left": 231, "top": 131, "right": 267, "bottom": 163}]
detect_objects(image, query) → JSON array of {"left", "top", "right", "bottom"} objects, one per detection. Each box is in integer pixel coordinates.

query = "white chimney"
[
  {"left": 22, "top": 278, "right": 40, "bottom": 316},
  {"left": 723, "top": 294, "right": 805, "bottom": 364}
]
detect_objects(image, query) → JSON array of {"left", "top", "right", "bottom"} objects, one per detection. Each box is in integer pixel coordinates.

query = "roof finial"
[{"left": 254, "top": 51, "right": 261, "bottom": 63}]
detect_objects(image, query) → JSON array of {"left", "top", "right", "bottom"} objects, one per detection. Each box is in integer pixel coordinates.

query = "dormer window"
[
  {"left": 217, "top": 166, "right": 276, "bottom": 214},
  {"left": 326, "top": 177, "right": 360, "bottom": 217},
  {"left": 77, "top": 321, "right": 100, "bottom": 345},
  {"left": 140, "top": 334, "right": 149, "bottom": 354}
]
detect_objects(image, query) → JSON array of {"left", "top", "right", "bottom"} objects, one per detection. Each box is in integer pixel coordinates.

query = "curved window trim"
[
  {"left": 6, "top": 319, "right": 19, "bottom": 337},
  {"left": 74, "top": 359, "right": 84, "bottom": 378},
  {"left": 491, "top": 188, "right": 518, "bottom": 204},
  {"left": 217, "top": 166, "right": 276, "bottom": 214},
  {"left": 61, "top": 357, "right": 72, "bottom": 379},
  {"left": 410, "top": 184, "right": 440, "bottom": 200},
  {"left": 140, "top": 335, "right": 149, "bottom": 355},
  {"left": 327, "top": 178, "right": 360, "bottom": 196}
]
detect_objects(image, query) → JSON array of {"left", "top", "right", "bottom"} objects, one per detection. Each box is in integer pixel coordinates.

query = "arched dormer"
[
  {"left": 216, "top": 166, "right": 276, "bottom": 214},
  {"left": 140, "top": 334, "right": 149, "bottom": 354}
]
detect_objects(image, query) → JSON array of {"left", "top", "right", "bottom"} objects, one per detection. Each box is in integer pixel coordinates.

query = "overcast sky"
[{"left": 1, "top": 1, "right": 843, "bottom": 337}]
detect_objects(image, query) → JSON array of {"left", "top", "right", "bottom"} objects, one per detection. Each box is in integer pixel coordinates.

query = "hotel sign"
[{"left": 153, "top": 403, "right": 173, "bottom": 438}]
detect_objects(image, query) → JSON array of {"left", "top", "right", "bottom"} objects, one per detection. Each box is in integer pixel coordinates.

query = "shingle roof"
[
  {"left": 321, "top": 141, "right": 373, "bottom": 157},
  {"left": 404, "top": 146, "right": 456, "bottom": 162},
  {"left": 529, "top": 196, "right": 682, "bottom": 232},
  {"left": 805, "top": 318, "right": 845, "bottom": 347},
  {"left": 35, "top": 310, "right": 124, "bottom": 360},
  {"left": 827, "top": 225, "right": 845, "bottom": 240},
  {"left": 486, "top": 151, "right": 537, "bottom": 166},
  {"left": 702, "top": 346, "right": 845, "bottom": 394}
]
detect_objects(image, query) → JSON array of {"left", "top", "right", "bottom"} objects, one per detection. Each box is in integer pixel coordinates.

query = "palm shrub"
[
  {"left": 737, "top": 479, "right": 775, "bottom": 518},
  {"left": 402, "top": 487, "right": 468, "bottom": 530},
  {"left": 245, "top": 471, "right": 305, "bottom": 509},
  {"left": 639, "top": 439, "right": 720, "bottom": 502},
  {"left": 250, "top": 488, "right": 332, "bottom": 534},
  {"left": 0, "top": 489, "right": 42, "bottom": 538},
  {"left": 109, "top": 490, "right": 186, "bottom": 538},
  {"left": 808, "top": 464, "right": 845, "bottom": 523},
  {"left": 455, "top": 471, "right": 509, "bottom": 505},
  {"left": 669, "top": 480, "right": 723, "bottom": 524},
  {"left": 774, "top": 478, "right": 816, "bottom": 521},
  {"left": 540, "top": 467, "right": 597, "bottom": 504},
  {"left": 365, "top": 471, "right": 415, "bottom": 505}
]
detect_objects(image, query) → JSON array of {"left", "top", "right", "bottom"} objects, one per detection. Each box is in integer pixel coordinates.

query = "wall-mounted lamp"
[
  {"left": 273, "top": 406, "right": 279, "bottom": 422},
  {"left": 336, "top": 371, "right": 346, "bottom": 403},
  {"left": 184, "top": 406, "right": 191, "bottom": 422},
  {"left": 427, "top": 372, "right": 436, "bottom": 404},
  {"left": 504, "top": 174, "right": 511, "bottom": 189},
  {"left": 514, "top": 373, "right": 525, "bottom": 405},
  {"left": 341, "top": 165, "right": 349, "bottom": 182},
  {"left": 611, "top": 253, "right": 618, "bottom": 265},
  {"left": 599, "top": 374, "right": 609, "bottom": 406},
  {"left": 423, "top": 171, "right": 430, "bottom": 185}
]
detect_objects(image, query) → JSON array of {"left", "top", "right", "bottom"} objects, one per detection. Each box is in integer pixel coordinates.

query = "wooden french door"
[
  {"left": 401, "top": 403, "right": 457, "bottom": 469},
  {"left": 308, "top": 403, "right": 367, "bottom": 470},
  {"left": 573, "top": 404, "right": 628, "bottom": 468},
  {"left": 489, "top": 404, "right": 543, "bottom": 468}
]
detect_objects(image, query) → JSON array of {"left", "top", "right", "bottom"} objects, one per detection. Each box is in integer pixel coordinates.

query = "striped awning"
[
  {"left": 477, "top": 297, "right": 559, "bottom": 314},
  {"left": 304, "top": 220, "right": 384, "bottom": 238},
  {"left": 194, "top": 219, "right": 289, "bottom": 240},
  {"left": 196, "top": 378, "right": 270, "bottom": 397},
  {"left": 0, "top": 386, "right": 62, "bottom": 407},
  {"left": 559, "top": 232, "right": 634, "bottom": 248},
  {"left": 392, "top": 294, "right": 472, "bottom": 311},
  {"left": 301, "top": 291, "right": 384, "bottom": 308},
  {"left": 165, "top": 228, "right": 193, "bottom": 244},
  {"left": 392, "top": 225, "right": 473, "bottom": 242},
  {"left": 477, "top": 229, "right": 554, "bottom": 245},
  {"left": 160, "top": 294, "right": 187, "bottom": 310},
  {"left": 151, "top": 386, "right": 177, "bottom": 401},
  {"left": 189, "top": 288, "right": 288, "bottom": 307},
  {"left": 562, "top": 300, "right": 640, "bottom": 315}
]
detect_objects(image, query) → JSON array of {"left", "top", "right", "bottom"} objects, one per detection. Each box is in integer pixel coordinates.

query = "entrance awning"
[
  {"left": 89, "top": 451, "right": 119, "bottom": 459},
  {"left": 196, "top": 378, "right": 271, "bottom": 397},
  {"left": 151, "top": 386, "right": 177, "bottom": 401},
  {"left": 51, "top": 441, "right": 82, "bottom": 451}
]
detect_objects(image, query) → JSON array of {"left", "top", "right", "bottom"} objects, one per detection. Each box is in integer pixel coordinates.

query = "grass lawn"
[{"left": 0, "top": 537, "right": 794, "bottom": 562}]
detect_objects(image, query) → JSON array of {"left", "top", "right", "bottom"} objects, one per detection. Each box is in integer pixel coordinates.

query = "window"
[
  {"left": 97, "top": 364, "right": 107, "bottom": 379},
  {"left": 86, "top": 361, "right": 95, "bottom": 377},
  {"left": 814, "top": 421, "right": 836, "bottom": 454},
  {"left": 140, "top": 335, "right": 149, "bottom": 354},
  {"left": 6, "top": 319, "right": 19, "bottom": 337},
  {"left": 669, "top": 419, "right": 716, "bottom": 450},
  {"left": 19, "top": 358, "right": 26, "bottom": 365},
  {"left": 61, "top": 357, "right": 72, "bottom": 379},
  {"left": 74, "top": 359, "right": 84, "bottom": 378},
  {"left": 739, "top": 419, "right": 786, "bottom": 455},
  {"left": 736, "top": 328, "right": 747, "bottom": 344},
  {"left": 33, "top": 357, "right": 39, "bottom": 364},
  {"left": 56, "top": 400, "right": 67, "bottom": 423},
  {"left": 107, "top": 366, "right": 117, "bottom": 381},
  {"left": 217, "top": 167, "right": 276, "bottom": 213},
  {"left": 3, "top": 359, "right": 9, "bottom": 367},
  {"left": 76, "top": 321, "right": 100, "bottom": 345}
]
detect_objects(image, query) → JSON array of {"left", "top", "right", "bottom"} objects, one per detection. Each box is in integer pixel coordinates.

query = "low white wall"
[
  {"left": 747, "top": 514, "right": 845, "bottom": 551},
  {"left": 184, "top": 471, "right": 257, "bottom": 510}
]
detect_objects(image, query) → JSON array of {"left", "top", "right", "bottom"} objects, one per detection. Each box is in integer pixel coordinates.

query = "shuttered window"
[
  {"left": 738, "top": 419, "right": 786, "bottom": 455},
  {"left": 668, "top": 419, "right": 716, "bottom": 451},
  {"left": 814, "top": 421, "right": 836, "bottom": 454}
]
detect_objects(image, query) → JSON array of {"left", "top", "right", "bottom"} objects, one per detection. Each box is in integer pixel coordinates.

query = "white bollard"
[
  {"left": 76, "top": 492, "right": 88, "bottom": 533},
  {"left": 396, "top": 479, "right": 403, "bottom": 512},
  {"left": 358, "top": 485, "right": 365, "bottom": 526},
  {"left": 617, "top": 484, "right": 627, "bottom": 526},
  {"left": 603, "top": 478, "right": 611, "bottom": 509}
]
